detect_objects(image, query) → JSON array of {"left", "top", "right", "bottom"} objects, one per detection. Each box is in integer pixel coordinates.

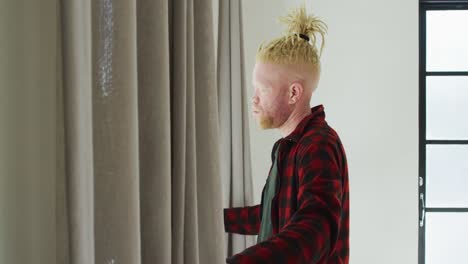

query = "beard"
[{"left": 258, "top": 114, "right": 275, "bottom": 129}]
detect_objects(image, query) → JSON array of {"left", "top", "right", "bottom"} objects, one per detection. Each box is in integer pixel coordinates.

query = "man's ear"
[{"left": 288, "top": 82, "right": 303, "bottom": 104}]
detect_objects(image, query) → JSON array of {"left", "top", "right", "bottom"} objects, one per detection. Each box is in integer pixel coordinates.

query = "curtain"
[
  {"left": 217, "top": 0, "right": 256, "bottom": 258},
  {"left": 0, "top": 1, "right": 57, "bottom": 263},
  {"left": 57, "top": 0, "right": 226, "bottom": 263}
]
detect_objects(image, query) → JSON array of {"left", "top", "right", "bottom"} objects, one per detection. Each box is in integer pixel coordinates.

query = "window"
[{"left": 419, "top": 1, "right": 468, "bottom": 263}]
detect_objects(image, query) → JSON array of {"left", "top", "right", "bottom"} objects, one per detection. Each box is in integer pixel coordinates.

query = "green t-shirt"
[{"left": 257, "top": 147, "right": 279, "bottom": 243}]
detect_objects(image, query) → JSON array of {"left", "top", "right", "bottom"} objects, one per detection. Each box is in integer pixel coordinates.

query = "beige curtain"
[
  {"left": 57, "top": 0, "right": 225, "bottom": 263},
  {"left": 0, "top": 1, "right": 57, "bottom": 263},
  {"left": 217, "top": 0, "right": 256, "bottom": 258}
]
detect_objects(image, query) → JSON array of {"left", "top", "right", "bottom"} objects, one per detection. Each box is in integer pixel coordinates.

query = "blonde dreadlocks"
[{"left": 256, "top": 4, "right": 328, "bottom": 66}]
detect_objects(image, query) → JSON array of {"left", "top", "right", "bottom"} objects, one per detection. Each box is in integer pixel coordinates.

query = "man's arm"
[
  {"left": 226, "top": 141, "right": 343, "bottom": 264},
  {"left": 224, "top": 204, "right": 262, "bottom": 235}
]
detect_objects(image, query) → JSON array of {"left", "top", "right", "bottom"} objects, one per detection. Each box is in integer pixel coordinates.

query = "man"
[{"left": 223, "top": 5, "right": 349, "bottom": 264}]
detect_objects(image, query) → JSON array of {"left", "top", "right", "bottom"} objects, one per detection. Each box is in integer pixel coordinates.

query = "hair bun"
[{"left": 278, "top": 3, "right": 327, "bottom": 55}]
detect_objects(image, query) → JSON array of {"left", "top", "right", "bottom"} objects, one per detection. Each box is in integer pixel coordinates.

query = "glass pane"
[
  {"left": 426, "top": 76, "right": 468, "bottom": 140},
  {"left": 426, "top": 145, "right": 468, "bottom": 208},
  {"left": 426, "top": 10, "right": 468, "bottom": 71},
  {"left": 425, "top": 212, "right": 468, "bottom": 264}
]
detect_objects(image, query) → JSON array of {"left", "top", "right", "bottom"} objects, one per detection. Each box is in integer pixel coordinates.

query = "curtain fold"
[
  {"left": 192, "top": 0, "right": 226, "bottom": 262},
  {"left": 91, "top": 0, "right": 142, "bottom": 263},
  {"left": 58, "top": 0, "right": 95, "bottom": 263},
  {"left": 137, "top": 0, "right": 172, "bottom": 263},
  {"left": 217, "top": 0, "right": 256, "bottom": 258},
  {"left": 57, "top": 0, "right": 225, "bottom": 263},
  {"left": 170, "top": 1, "right": 198, "bottom": 263},
  {"left": 1, "top": 1, "right": 57, "bottom": 263}
]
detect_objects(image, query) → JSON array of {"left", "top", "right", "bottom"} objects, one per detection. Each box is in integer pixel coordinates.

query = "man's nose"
[{"left": 251, "top": 95, "right": 259, "bottom": 105}]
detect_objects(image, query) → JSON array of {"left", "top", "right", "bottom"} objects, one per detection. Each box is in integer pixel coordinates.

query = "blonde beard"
[{"left": 259, "top": 115, "right": 275, "bottom": 129}]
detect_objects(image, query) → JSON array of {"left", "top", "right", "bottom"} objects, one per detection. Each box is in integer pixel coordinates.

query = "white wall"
[{"left": 242, "top": 0, "right": 419, "bottom": 263}]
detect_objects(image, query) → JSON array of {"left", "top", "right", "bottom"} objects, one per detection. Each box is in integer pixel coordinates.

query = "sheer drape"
[{"left": 217, "top": 0, "right": 256, "bottom": 258}]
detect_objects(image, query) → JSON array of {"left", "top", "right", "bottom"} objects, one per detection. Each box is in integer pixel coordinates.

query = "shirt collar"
[{"left": 283, "top": 104, "right": 326, "bottom": 143}]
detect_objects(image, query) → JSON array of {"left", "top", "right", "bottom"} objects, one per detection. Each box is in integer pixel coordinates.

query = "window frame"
[{"left": 419, "top": 1, "right": 468, "bottom": 263}]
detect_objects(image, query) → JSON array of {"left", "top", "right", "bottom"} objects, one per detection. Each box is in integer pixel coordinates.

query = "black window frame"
[{"left": 419, "top": 1, "right": 468, "bottom": 263}]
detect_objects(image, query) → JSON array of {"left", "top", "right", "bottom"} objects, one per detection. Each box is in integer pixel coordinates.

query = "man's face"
[{"left": 251, "top": 63, "right": 292, "bottom": 129}]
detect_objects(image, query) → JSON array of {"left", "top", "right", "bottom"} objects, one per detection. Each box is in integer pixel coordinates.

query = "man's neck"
[{"left": 278, "top": 106, "right": 311, "bottom": 138}]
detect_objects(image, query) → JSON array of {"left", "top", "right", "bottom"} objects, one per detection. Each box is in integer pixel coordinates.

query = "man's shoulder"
[
  {"left": 297, "top": 121, "right": 341, "bottom": 148},
  {"left": 290, "top": 122, "right": 345, "bottom": 163}
]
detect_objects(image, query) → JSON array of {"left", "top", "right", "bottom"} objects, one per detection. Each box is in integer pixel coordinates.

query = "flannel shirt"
[{"left": 223, "top": 104, "right": 349, "bottom": 264}]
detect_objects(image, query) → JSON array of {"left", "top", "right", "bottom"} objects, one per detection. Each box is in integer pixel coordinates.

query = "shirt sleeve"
[
  {"left": 224, "top": 204, "right": 262, "bottom": 235},
  {"left": 225, "top": 141, "right": 343, "bottom": 264}
]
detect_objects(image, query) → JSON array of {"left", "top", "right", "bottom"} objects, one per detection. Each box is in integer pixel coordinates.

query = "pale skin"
[{"left": 251, "top": 62, "right": 320, "bottom": 137}]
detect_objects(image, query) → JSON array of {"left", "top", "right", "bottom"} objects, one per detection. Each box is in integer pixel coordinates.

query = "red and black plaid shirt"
[{"left": 224, "top": 104, "right": 349, "bottom": 264}]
